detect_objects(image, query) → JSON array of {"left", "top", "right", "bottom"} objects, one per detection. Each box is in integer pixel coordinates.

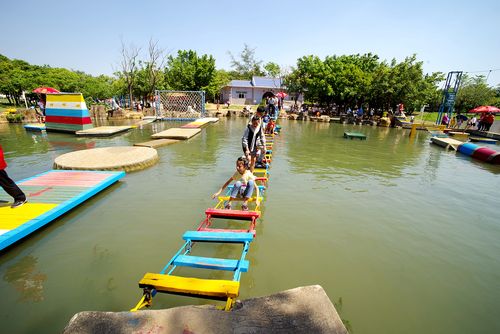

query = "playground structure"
[
  {"left": 155, "top": 90, "right": 206, "bottom": 120},
  {"left": 45, "top": 93, "right": 93, "bottom": 132},
  {"left": 132, "top": 129, "right": 277, "bottom": 312},
  {"left": 436, "top": 71, "right": 463, "bottom": 125}
]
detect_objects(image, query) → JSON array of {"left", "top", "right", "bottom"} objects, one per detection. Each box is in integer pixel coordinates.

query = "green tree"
[
  {"left": 455, "top": 75, "right": 496, "bottom": 113},
  {"left": 228, "top": 44, "right": 265, "bottom": 79},
  {"left": 164, "top": 50, "right": 216, "bottom": 92},
  {"left": 264, "top": 62, "right": 281, "bottom": 77}
]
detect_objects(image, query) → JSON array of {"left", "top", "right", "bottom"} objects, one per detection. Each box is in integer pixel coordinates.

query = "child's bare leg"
[{"left": 250, "top": 155, "right": 257, "bottom": 172}]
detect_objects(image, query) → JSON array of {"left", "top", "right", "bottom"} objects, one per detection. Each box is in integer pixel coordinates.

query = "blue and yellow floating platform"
[{"left": 0, "top": 170, "right": 125, "bottom": 251}]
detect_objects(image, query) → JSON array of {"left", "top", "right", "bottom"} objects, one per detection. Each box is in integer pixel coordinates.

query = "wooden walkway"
[{"left": 0, "top": 170, "right": 125, "bottom": 251}]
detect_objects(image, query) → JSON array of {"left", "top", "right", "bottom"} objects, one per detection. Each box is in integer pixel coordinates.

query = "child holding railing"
[{"left": 212, "top": 156, "right": 258, "bottom": 211}]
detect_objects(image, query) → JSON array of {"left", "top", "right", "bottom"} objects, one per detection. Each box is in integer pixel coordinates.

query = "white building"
[{"left": 220, "top": 76, "right": 303, "bottom": 105}]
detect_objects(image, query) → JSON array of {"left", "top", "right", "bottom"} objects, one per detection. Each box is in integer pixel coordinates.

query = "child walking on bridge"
[
  {"left": 212, "top": 156, "right": 259, "bottom": 211},
  {"left": 242, "top": 115, "right": 265, "bottom": 172}
]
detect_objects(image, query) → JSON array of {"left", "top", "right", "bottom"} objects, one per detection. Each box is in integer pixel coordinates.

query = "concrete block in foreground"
[{"left": 63, "top": 285, "right": 348, "bottom": 334}]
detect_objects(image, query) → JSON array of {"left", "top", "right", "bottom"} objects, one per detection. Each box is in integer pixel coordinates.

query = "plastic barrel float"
[{"left": 457, "top": 142, "right": 500, "bottom": 164}]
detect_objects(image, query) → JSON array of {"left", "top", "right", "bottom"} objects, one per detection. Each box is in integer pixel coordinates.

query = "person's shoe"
[
  {"left": 224, "top": 203, "right": 232, "bottom": 210},
  {"left": 241, "top": 204, "right": 249, "bottom": 211},
  {"left": 11, "top": 199, "right": 27, "bottom": 209}
]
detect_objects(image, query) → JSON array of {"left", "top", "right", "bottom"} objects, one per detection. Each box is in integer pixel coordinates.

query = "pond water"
[{"left": 0, "top": 119, "right": 499, "bottom": 334}]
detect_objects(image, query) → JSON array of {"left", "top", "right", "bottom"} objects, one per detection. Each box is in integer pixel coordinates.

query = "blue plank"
[
  {"left": 182, "top": 231, "right": 254, "bottom": 243},
  {"left": 0, "top": 170, "right": 125, "bottom": 251},
  {"left": 227, "top": 185, "right": 265, "bottom": 192},
  {"left": 46, "top": 108, "right": 90, "bottom": 117},
  {"left": 173, "top": 255, "right": 249, "bottom": 272}
]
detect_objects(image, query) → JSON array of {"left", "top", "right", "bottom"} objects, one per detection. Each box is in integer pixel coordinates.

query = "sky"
[{"left": 1, "top": 0, "right": 499, "bottom": 86}]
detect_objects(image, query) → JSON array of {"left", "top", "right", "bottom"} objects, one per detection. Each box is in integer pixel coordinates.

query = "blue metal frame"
[{"left": 436, "top": 71, "right": 463, "bottom": 125}]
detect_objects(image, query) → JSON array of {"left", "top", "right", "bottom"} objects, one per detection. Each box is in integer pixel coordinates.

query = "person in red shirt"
[
  {"left": 484, "top": 113, "right": 495, "bottom": 132},
  {"left": 0, "top": 144, "right": 27, "bottom": 208}
]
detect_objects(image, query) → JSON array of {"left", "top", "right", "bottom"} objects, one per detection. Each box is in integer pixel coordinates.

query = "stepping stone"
[{"left": 54, "top": 146, "right": 159, "bottom": 172}]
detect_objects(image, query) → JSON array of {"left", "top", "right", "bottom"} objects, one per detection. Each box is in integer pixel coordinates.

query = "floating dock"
[
  {"left": 133, "top": 139, "right": 179, "bottom": 148},
  {"left": 75, "top": 126, "right": 132, "bottom": 137},
  {"left": 430, "top": 137, "right": 463, "bottom": 150},
  {"left": 24, "top": 123, "right": 46, "bottom": 132},
  {"left": 344, "top": 132, "right": 367, "bottom": 140},
  {"left": 151, "top": 128, "right": 201, "bottom": 140},
  {"left": 469, "top": 137, "right": 497, "bottom": 144},
  {"left": 181, "top": 118, "right": 219, "bottom": 129},
  {"left": 0, "top": 170, "right": 125, "bottom": 251}
]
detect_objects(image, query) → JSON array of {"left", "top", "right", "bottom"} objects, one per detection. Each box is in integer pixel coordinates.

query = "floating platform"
[
  {"left": 448, "top": 131, "right": 469, "bottom": 139},
  {"left": 0, "top": 170, "right": 125, "bottom": 251},
  {"left": 430, "top": 137, "right": 463, "bottom": 150},
  {"left": 133, "top": 119, "right": 156, "bottom": 127},
  {"left": 151, "top": 128, "right": 201, "bottom": 140},
  {"left": 344, "top": 132, "right": 367, "bottom": 140},
  {"left": 181, "top": 118, "right": 213, "bottom": 129},
  {"left": 54, "top": 146, "right": 159, "bottom": 172},
  {"left": 469, "top": 137, "right": 497, "bottom": 144},
  {"left": 75, "top": 126, "right": 132, "bottom": 137},
  {"left": 134, "top": 139, "right": 179, "bottom": 148},
  {"left": 24, "top": 123, "right": 46, "bottom": 131}
]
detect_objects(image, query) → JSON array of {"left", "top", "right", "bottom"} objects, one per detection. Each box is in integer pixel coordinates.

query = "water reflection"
[{"left": 3, "top": 255, "right": 47, "bottom": 302}]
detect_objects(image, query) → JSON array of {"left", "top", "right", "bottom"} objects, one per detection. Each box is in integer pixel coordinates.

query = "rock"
[{"left": 62, "top": 285, "right": 348, "bottom": 334}]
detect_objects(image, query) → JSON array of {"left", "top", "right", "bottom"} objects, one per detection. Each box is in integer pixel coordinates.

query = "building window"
[{"left": 238, "top": 93, "right": 246, "bottom": 99}]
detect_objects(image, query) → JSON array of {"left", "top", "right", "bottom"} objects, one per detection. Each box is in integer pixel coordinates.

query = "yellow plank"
[
  {"left": 0, "top": 203, "right": 58, "bottom": 230},
  {"left": 139, "top": 273, "right": 240, "bottom": 298},
  {"left": 46, "top": 93, "right": 84, "bottom": 103}
]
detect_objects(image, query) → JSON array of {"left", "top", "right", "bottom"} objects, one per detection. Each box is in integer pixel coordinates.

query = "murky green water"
[{"left": 0, "top": 119, "right": 499, "bottom": 333}]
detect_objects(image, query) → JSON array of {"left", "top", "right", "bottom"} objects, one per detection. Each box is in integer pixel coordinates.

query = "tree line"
[{"left": 1, "top": 43, "right": 498, "bottom": 113}]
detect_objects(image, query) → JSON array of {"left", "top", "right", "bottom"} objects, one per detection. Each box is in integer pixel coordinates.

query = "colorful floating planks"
[{"left": 0, "top": 170, "right": 125, "bottom": 251}]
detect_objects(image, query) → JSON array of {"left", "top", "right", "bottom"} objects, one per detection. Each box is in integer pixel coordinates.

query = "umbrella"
[
  {"left": 275, "top": 92, "right": 288, "bottom": 98},
  {"left": 468, "top": 105, "right": 500, "bottom": 114},
  {"left": 33, "top": 87, "right": 60, "bottom": 94}
]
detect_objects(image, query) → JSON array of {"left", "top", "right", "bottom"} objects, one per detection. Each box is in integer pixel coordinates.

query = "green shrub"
[{"left": 6, "top": 113, "right": 24, "bottom": 123}]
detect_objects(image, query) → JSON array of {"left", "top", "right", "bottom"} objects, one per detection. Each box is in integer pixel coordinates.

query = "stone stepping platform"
[
  {"left": 63, "top": 285, "right": 348, "bottom": 334},
  {"left": 76, "top": 126, "right": 132, "bottom": 137},
  {"left": 134, "top": 139, "right": 179, "bottom": 148},
  {"left": 54, "top": 146, "right": 159, "bottom": 172},
  {"left": 152, "top": 128, "right": 201, "bottom": 140}
]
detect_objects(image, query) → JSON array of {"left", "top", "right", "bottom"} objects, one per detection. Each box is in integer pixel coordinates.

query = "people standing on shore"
[
  {"left": 0, "top": 144, "right": 27, "bottom": 208},
  {"left": 441, "top": 113, "right": 450, "bottom": 126}
]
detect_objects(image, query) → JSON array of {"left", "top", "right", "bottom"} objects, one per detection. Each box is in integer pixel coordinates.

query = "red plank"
[
  {"left": 45, "top": 116, "right": 92, "bottom": 125},
  {"left": 20, "top": 172, "right": 115, "bottom": 187}
]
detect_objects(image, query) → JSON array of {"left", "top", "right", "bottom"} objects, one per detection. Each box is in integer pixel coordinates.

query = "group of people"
[
  {"left": 476, "top": 112, "right": 496, "bottom": 131},
  {"left": 441, "top": 112, "right": 495, "bottom": 131},
  {"left": 266, "top": 95, "right": 283, "bottom": 119},
  {"left": 212, "top": 106, "right": 275, "bottom": 211}
]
